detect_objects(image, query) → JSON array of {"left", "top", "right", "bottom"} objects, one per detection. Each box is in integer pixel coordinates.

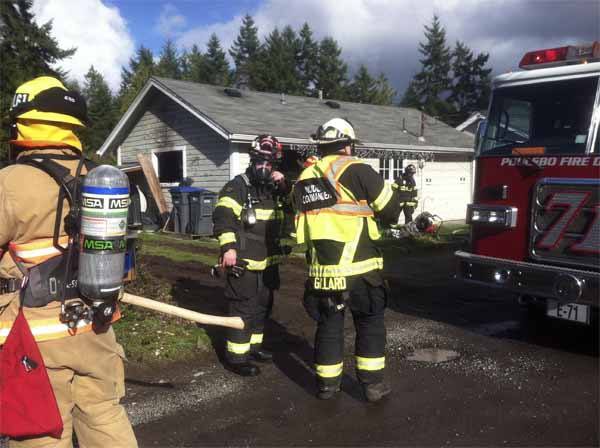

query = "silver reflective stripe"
[{"left": 329, "top": 203, "right": 373, "bottom": 214}]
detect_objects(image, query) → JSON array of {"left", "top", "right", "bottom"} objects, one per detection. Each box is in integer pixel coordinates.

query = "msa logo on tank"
[
  {"left": 530, "top": 178, "right": 600, "bottom": 269},
  {"left": 294, "top": 178, "right": 337, "bottom": 212},
  {"left": 81, "top": 186, "right": 129, "bottom": 237},
  {"left": 82, "top": 237, "right": 127, "bottom": 253}
]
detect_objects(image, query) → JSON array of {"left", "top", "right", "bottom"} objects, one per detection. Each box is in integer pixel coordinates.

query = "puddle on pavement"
[{"left": 406, "top": 348, "right": 460, "bottom": 363}]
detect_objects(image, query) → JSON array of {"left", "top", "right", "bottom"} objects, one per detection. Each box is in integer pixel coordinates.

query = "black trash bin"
[
  {"left": 189, "top": 189, "right": 218, "bottom": 236},
  {"left": 169, "top": 186, "right": 202, "bottom": 233}
]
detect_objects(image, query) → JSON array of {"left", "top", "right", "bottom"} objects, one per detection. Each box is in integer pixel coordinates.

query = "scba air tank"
[{"left": 79, "top": 165, "right": 130, "bottom": 301}]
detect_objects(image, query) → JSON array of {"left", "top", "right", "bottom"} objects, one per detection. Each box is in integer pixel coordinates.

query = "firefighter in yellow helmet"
[
  {"left": 0, "top": 77, "right": 137, "bottom": 446},
  {"left": 292, "top": 118, "right": 413, "bottom": 402}
]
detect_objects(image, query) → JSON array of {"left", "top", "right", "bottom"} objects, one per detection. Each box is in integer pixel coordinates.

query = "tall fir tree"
[
  {"left": 0, "top": 0, "right": 75, "bottom": 160},
  {"left": 371, "top": 73, "right": 396, "bottom": 106},
  {"left": 252, "top": 26, "right": 303, "bottom": 94},
  {"left": 156, "top": 39, "right": 182, "bottom": 79},
  {"left": 297, "top": 23, "right": 319, "bottom": 95},
  {"left": 448, "top": 41, "right": 492, "bottom": 125},
  {"left": 80, "top": 66, "right": 117, "bottom": 155},
  {"left": 229, "top": 14, "right": 260, "bottom": 87},
  {"left": 119, "top": 46, "right": 153, "bottom": 95},
  {"left": 204, "top": 33, "right": 230, "bottom": 86},
  {"left": 411, "top": 15, "right": 455, "bottom": 121},
  {"left": 182, "top": 44, "right": 209, "bottom": 83},
  {"left": 315, "top": 37, "right": 348, "bottom": 101},
  {"left": 346, "top": 65, "right": 376, "bottom": 103},
  {"left": 118, "top": 45, "right": 155, "bottom": 113},
  {"left": 399, "top": 80, "right": 421, "bottom": 108}
]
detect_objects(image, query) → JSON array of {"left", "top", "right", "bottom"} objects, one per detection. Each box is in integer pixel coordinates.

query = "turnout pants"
[
  {"left": 403, "top": 204, "right": 415, "bottom": 223},
  {"left": 9, "top": 327, "right": 137, "bottom": 448},
  {"left": 224, "top": 265, "right": 279, "bottom": 364},
  {"left": 303, "top": 276, "right": 387, "bottom": 388}
]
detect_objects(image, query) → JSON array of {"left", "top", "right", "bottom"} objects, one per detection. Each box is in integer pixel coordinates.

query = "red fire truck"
[{"left": 455, "top": 42, "right": 600, "bottom": 325}]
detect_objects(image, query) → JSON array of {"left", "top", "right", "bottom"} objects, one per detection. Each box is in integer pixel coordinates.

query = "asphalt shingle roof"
[{"left": 153, "top": 77, "right": 474, "bottom": 150}]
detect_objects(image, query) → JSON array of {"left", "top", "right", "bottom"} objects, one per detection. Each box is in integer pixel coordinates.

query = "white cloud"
[
  {"left": 174, "top": 0, "right": 597, "bottom": 95},
  {"left": 155, "top": 3, "right": 187, "bottom": 38},
  {"left": 32, "top": 0, "right": 135, "bottom": 92}
]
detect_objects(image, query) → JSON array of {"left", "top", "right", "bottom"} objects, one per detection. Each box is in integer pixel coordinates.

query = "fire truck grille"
[{"left": 530, "top": 178, "right": 600, "bottom": 270}]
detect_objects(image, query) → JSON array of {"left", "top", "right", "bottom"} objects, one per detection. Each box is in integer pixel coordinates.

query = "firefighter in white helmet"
[{"left": 292, "top": 117, "right": 416, "bottom": 401}]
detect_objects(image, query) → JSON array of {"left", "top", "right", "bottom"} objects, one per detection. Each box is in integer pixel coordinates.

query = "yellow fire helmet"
[{"left": 10, "top": 76, "right": 87, "bottom": 127}]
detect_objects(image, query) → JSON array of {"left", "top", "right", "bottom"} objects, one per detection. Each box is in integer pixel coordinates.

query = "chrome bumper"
[{"left": 455, "top": 251, "right": 599, "bottom": 307}]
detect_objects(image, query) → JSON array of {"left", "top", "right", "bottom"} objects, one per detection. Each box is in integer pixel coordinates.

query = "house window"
[
  {"left": 379, "top": 158, "right": 391, "bottom": 180},
  {"left": 392, "top": 159, "right": 403, "bottom": 180},
  {"left": 152, "top": 146, "right": 186, "bottom": 185}
]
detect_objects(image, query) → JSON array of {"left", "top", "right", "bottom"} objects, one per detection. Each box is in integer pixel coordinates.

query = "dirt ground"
[{"left": 123, "top": 241, "right": 599, "bottom": 447}]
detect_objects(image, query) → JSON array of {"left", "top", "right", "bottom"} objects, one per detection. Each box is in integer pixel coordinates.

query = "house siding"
[{"left": 120, "top": 95, "right": 230, "bottom": 207}]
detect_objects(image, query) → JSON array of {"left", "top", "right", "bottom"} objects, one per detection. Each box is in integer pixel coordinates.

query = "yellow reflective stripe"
[
  {"left": 216, "top": 196, "right": 242, "bottom": 217},
  {"left": 339, "top": 218, "right": 363, "bottom": 266},
  {"left": 0, "top": 308, "right": 121, "bottom": 344},
  {"left": 371, "top": 183, "right": 394, "bottom": 212},
  {"left": 227, "top": 340, "right": 251, "bottom": 354},
  {"left": 254, "top": 209, "right": 284, "bottom": 221},
  {"left": 218, "top": 232, "right": 236, "bottom": 246},
  {"left": 315, "top": 362, "right": 344, "bottom": 378},
  {"left": 309, "top": 257, "right": 383, "bottom": 278},
  {"left": 250, "top": 333, "right": 263, "bottom": 344},
  {"left": 9, "top": 236, "right": 69, "bottom": 265},
  {"left": 356, "top": 356, "right": 385, "bottom": 371},
  {"left": 244, "top": 255, "right": 283, "bottom": 270}
]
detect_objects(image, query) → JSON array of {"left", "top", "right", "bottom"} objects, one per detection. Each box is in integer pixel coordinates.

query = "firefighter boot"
[
  {"left": 362, "top": 382, "right": 392, "bottom": 402},
  {"left": 317, "top": 379, "right": 342, "bottom": 400},
  {"left": 251, "top": 348, "right": 273, "bottom": 363},
  {"left": 225, "top": 361, "right": 261, "bottom": 377}
]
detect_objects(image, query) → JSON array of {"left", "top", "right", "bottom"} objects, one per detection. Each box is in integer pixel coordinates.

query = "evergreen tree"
[
  {"left": 297, "top": 23, "right": 319, "bottom": 95},
  {"left": 229, "top": 14, "right": 260, "bottom": 86},
  {"left": 0, "top": 0, "right": 75, "bottom": 160},
  {"left": 252, "top": 27, "right": 303, "bottom": 94},
  {"left": 411, "top": 15, "right": 454, "bottom": 121},
  {"left": 119, "top": 46, "right": 153, "bottom": 95},
  {"left": 156, "top": 39, "right": 181, "bottom": 79},
  {"left": 182, "top": 44, "right": 209, "bottom": 83},
  {"left": 448, "top": 41, "right": 492, "bottom": 125},
  {"left": 204, "top": 33, "right": 230, "bottom": 86},
  {"left": 315, "top": 37, "right": 348, "bottom": 100},
  {"left": 346, "top": 65, "right": 376, "bottom": 103},
  {"left": 80, "top": 66, "right": 117, "bottom": 155},
  {"left": 118, "top": 46, "right": 155, "bottom": 113},
  {"left": 400, "top": 80, "right": 421, "bottom": 108},
  {"left": 371, "top": 73, "right": 396, "bottom": 106}
]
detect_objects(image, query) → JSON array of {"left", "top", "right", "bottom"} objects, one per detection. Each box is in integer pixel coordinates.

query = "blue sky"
[
  {"left": 108, "top": 0, "right": 262, "bottom": 54},
  {"left": 32, "top": 0, "right": 599, "bottom": 94}
]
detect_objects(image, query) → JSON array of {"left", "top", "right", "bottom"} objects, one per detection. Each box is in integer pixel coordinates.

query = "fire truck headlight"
[{"left": 466, "top": 205, "right": 518, "bottom": 228}]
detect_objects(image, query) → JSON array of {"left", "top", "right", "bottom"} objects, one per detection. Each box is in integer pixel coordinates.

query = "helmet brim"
[{"left": 17, "top": 110, "right": 85, "bottom": 127}]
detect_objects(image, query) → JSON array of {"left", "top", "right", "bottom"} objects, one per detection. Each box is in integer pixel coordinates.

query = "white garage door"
[{"left": 412, "top": 161, "right": 472, "bottom": 221}]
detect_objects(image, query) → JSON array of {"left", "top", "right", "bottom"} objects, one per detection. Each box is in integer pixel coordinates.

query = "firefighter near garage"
[
  {"left": 0, "top": 77, "right": 138, "bottom": 445},
  {"left": 293, "top": 118, "right": 421, "bottom": 402},
  {"left": 212, "top": 135, "right": 289, "bottom": 377},
  {"left": 396, "top": 163, "right": 418, "bottom": 223}
]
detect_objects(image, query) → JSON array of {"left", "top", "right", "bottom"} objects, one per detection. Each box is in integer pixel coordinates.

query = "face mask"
[{"left": 251, "top": 162, "right": 272, "bottom": 183}]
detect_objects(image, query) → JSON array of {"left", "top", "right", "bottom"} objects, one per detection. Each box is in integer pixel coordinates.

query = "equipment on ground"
[{"left": 387, "top": 212, "right": 442, "bottom": 239}]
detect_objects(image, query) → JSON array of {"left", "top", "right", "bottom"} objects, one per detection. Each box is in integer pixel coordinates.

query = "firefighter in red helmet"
[{"left": 213, "top": 134, "right": 289, "bottom": 376}]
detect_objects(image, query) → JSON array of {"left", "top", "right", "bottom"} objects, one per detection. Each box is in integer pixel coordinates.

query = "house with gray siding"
[{"left": 99, "top": 77, "right": 475, "bottom": 220}]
